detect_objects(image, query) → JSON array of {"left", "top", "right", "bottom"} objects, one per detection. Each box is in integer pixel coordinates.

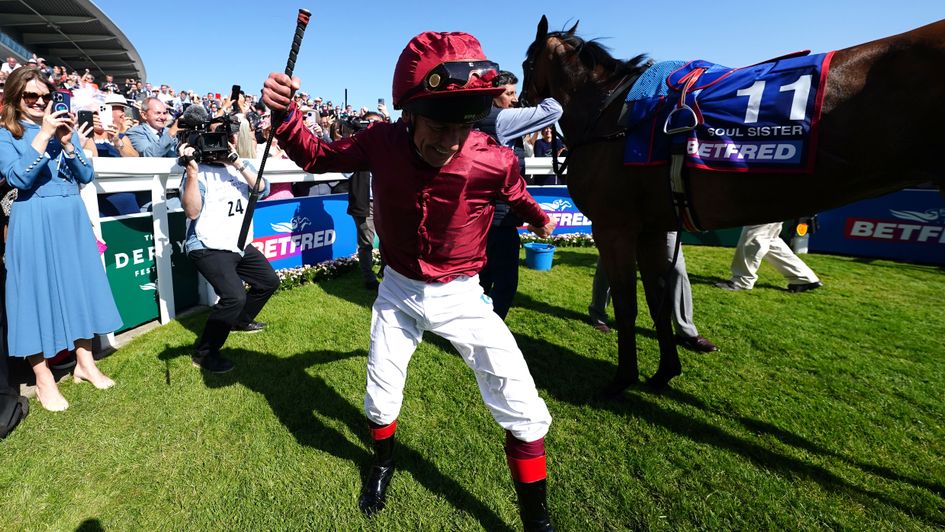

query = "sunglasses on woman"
[{"left": 22, "top": 91, "right": 50, "bottom": 105}]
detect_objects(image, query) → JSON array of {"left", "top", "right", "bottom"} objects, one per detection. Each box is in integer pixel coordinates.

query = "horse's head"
[
  {"left": 520, "top": 16, "right": 649, "bottom": 107},
  {"left": 520, "top": 16, "right": 578, "bottom": 106}
]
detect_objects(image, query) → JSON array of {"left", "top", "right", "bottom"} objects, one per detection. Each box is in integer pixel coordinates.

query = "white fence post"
[{"left": 152, "top": 172, "right": 175, "bottom": 323}]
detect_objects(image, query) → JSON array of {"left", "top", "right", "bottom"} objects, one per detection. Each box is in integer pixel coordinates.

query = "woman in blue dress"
[{"left": 0, "top": 66, "right": 122, "bottom": 411}]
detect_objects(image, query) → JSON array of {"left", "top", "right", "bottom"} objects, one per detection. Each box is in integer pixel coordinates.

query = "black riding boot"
[
  {"left": 514, "top": 478, "right": 554, "bottom": 531},
  {"left": 358, "top": 435, "right": 395, "bottom": 516}
]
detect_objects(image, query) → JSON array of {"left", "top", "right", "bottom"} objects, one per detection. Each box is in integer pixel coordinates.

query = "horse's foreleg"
[
  {"left": 596, "top": 231, "right": 640, "bottom": 399},
  {"left": 638, "top": 231, "right": 682, "bottom": 390}
]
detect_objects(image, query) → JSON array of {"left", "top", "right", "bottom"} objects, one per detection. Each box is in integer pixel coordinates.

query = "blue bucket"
[{"left": 523, "top": 242, "right": 556, "bottom": 271}]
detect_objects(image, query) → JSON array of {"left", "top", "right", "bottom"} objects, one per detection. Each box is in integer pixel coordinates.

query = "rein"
[{"left": 550, "top": 71, "right": 641, "bottom": 179}]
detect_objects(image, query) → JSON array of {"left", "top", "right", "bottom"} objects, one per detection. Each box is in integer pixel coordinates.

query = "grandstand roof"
[{"left": 0, "top": 0, "right": 146, "bottom": 81}]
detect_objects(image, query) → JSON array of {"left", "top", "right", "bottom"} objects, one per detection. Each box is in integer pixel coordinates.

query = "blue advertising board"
[
  {"left": 808, "top": 188, "right": 945, "bottom": 265},
  {"left": 245, "top": 187, "right": 944, "bottom": 269},
  {"left": 249, "top": 194, "right": 357, "bottom": 269},
  {"left": 522, "top": 185, "right": 593, "bottom": 235}
]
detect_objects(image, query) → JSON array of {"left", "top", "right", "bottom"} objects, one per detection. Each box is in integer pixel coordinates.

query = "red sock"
[
  {"left": 369, "top": 419, "right": 397, "bottom": 440},
  {"left": 505, "top": 431, "right": 546, "bottom": 483}
]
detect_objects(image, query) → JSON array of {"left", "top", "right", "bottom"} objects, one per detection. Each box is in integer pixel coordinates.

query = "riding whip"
[{"left": 237, "top": 8, "right": 312, "bottom": 250}]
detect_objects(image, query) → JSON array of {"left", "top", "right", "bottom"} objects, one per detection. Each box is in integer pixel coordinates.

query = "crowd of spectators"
[
  {"left": 0, "top": 55, "right": 392, "bottom": 155},
  {"left": 0, "top": 55, "right": 407, "bottom": 208},
  {"left": 1, "top": 55, "right": 565, "bottom": 192},
  {"left": 1, "top": 56, "right": 566, "bottom": 212}
]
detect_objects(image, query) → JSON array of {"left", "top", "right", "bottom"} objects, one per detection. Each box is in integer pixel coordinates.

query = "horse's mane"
[{"left": 540, "top": 31, "right": 650, "bottom": 81}]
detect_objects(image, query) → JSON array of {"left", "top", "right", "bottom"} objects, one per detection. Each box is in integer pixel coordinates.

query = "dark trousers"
[
  {"left": 189, "top": 245, "right": 279, "bottom": 357},
  {"left": 353, "top": 211, "right": 379, "bottom": 283},
  {"left": 479, "top": 226, "right": 521, "bottom": 320}
]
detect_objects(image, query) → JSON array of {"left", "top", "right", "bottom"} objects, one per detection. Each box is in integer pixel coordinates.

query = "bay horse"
[{"left": 520, "top": 16, "right": 945, "bottom": 396}]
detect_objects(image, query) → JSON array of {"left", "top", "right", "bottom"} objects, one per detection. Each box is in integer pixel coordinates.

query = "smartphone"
[
  {"left": 215, "top": 93, "right": 221, "bottom": 100},
  {"left": 77, "top": 110, "right": 94, "bottom": 130},
  {"left": 52, "top": 90, "right": 71, "bottom": 113},
  {"left": 378, "top": 98, "right": 385, "bottom": 106},
  {"left": 98, "top": 104, "right": 113, "bottom": 128}
]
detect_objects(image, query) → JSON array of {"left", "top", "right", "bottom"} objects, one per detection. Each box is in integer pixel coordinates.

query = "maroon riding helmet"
[{"left": 392, "top": 31, "right": 505, "bottom": 124}]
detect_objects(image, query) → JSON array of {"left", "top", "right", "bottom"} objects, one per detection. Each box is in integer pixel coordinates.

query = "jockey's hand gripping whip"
[{"left": 237, "top": 8, "right": 311, "bottom": 250}]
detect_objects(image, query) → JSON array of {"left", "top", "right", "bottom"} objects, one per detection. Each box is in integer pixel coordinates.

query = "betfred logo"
[
  {"left": 539, "top": 199, "right": 592, "bottom": 228},
  {"left": 845, "top": 217, "right": 945, "bottom": 245},
  {"left": 251, "top": 230, "right": 337, "bottom": 260},
  {"left": 251, "top": 215, "right": 335, "bottom": 260}
]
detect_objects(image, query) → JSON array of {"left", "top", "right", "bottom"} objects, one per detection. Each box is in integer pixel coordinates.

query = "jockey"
[{"left": 262, "top": 31, "right": 557, "bottom": 530}]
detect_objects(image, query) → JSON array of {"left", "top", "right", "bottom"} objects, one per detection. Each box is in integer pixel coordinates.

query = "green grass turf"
[{"left": 1, "top": 246, "right": 943, "bottom": 530}]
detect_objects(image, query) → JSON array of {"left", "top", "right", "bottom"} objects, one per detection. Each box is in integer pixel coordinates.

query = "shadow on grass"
[
  {"left": 549, "top": 247, "right": 599, "bottom": 270},
  {"left": 667, "top": 388, "right": 945, "bottom": 500},
  {"left": 685, "top": 272, "right": 785, "bottom": 291},
  {"left": 75, "top": 518, "right": 103, "bottom": 532},
  {"left": 849, "top": 256, "right": 945, "bottom": 273},
  {"left": 157, "top": 339, "right": 510, "bottom": 530},
  {"left": 514, "top": 332, "right": 945, "bottom": 526},
  {"left": 319, "top": 271, "right": 378, "bottom": 310},
  {"left": 513, "top": 292, "right": 660, "bottom": 342}
]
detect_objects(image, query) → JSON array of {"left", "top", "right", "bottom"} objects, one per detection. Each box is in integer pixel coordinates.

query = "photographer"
[{"left": 178, "top": 105, "right": 279, "bottom": 374}]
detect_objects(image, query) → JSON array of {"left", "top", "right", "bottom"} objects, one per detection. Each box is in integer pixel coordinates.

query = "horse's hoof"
[
  {"left": 599, "top": 376, "right": 638, "bottom": 400},
  {"left": 645, "top": 369, "right": 680, "bottom": 392}
]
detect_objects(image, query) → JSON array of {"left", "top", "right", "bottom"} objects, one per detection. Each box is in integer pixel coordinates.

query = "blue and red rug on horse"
[{"left": 624, "top": 51, "right": 835, "bottom": 173}]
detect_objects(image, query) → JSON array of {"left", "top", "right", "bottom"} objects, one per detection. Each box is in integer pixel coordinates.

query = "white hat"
[{"left": 104, "top": 93, "right": 129, "bottom": 108}]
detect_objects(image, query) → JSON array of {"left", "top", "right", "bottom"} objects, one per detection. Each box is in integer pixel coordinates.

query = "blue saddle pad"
[{"left": 624, "top": 51, "right": 834, "bottom": 173}]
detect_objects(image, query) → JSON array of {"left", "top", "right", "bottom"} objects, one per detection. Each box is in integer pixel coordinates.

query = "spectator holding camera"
[
  {"left": 0, "top": 67, "right": 122, "bottom": 411},
  {"left": 101, "top": 74, "right": 120, "bottom": 94},
  {"left": 128, "top": 80, "right": 147, "bottom": 102},
  {"left": 178, "top": 105, "right": 279, "bottom": 373},
  {"left": 126, "top": 96, "right": 179, "bottom": 157},
  {"left": 95, "top": 95, "right": 147, "bottom": 217},
  {"left": 246, "top": 101, "right": 264, "bottom": 133},
  {"left": 90, "top": 94, "right": 139, "bottom": 158}
]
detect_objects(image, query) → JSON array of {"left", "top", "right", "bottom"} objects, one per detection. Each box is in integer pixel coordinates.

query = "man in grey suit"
[{"left": 126, "top": 97, "right": 179, "bottom": 157}]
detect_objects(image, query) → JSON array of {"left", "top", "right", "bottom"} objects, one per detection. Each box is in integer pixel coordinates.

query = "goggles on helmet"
[{"left": 399, "top": 60, "right": 499, "bottom": 103}]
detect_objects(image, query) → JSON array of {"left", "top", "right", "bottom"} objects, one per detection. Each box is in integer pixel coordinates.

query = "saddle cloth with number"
[{"left": 623, "top": 51, "right": 834, "bottom": 172}]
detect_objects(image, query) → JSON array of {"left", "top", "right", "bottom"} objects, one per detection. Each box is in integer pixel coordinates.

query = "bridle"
[{"left": 522, "top": 39, "right": 645, "bottom": 179}]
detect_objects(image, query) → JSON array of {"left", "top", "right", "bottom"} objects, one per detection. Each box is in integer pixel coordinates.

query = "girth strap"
[
  {"left": 666, "top": 68, "right": 706, "bottom": 233},
  {"left": 669, "top": 142, "right": 703, "bottom": 232}
]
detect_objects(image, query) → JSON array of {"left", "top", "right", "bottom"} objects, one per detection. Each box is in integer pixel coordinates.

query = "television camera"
[{"left": 176, "top": 85, "right": 242, "bottom": 163}]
